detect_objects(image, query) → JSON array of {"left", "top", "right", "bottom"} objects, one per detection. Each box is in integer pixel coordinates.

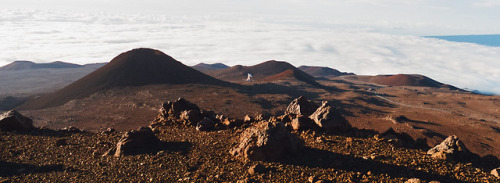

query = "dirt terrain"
[
  {"left": 3, "top": 48, "right": 500, "bottom": 182},
  {"left": 2, "top": 122, "right": 499, "bottom": 182}
]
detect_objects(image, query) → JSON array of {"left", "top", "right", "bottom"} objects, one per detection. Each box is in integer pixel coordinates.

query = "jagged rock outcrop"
[
  {"left": 285, "top": 96, "right": 318, "bottom": 117},
  {"left": 309, "top": 101, "right": 351, "bottom": 131},
  {"left": 154, "top": 98, "right": 203, "bottom": 125},
  {"left": 230, "top": 122, "right": 304, "bottom": 161},
  {"left": 427, "top": 135, "right": 472, "bottom": 161},
  {"left": 0, "top": 110, "right": 33, "bottom": 131},
  {"left": 104, "top": 127, "right": 160, "bottom": 157}
]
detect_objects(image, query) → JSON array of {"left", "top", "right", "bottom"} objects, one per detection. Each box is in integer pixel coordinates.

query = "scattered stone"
[
  {"left": 55, "top": 139, "right": 67, "bottom": 146},
  {"left": 244, "top": 115, "right": 253, "bottom": 123},
  {"left": 255, "top": 113, "right": 269, "bottom": 121},
  {"left": 248, "top": 163, "right": 266, "bottom": 175},
  {"left": 0, "top": 110, "right": 34, "bottom": 131},
  {"left": 237, "top": 178, "right": 257, "bottom": 183},
  {"left": 221, "top": 118, "right": 243, "bottom": 128},
  {"left": 427, "top": 135, "right": 472, "bottom": 161},
  {"left": 196, "top": 118, "right": 216, "bottom": 131},
  {"left": 309, "top": 101, "right": 351, "bottom": 131},
  {"left": 60, "top": 126, "right": 82, "bottom": 133},
  {"left": 230, "top": 122, "right": 304, "bottom": 161},
  {"left": 405, "top": 178, "right": 421, "bottom": 183},
  {"left": 285, "top": 96, "right": 318, "bottom": 117},
  {"left": 491, "top": 167, "right": 500, "bottom": 178},
  {"left": 106, "top": 127, "right": 160, "bottom": 157},
  {"left": 308, "top": 175, "right": 318, "bottom": 183},
  {"left": 101, "top": 128, "right": 116, "bottom": 134},
  {"left": 291, "top": 115, "right": 314, "bottom": 131}
]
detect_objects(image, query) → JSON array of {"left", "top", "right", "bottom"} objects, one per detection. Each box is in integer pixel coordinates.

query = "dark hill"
[
  {"left": 0, "top": 61, "right": 82, "bottom": 71},
  {"left": 370, "top": 74, "right": 452, "bottom": 88},
  {"left": 206, "top": 60, "right": 319, "bottom": 85},
  {"left": 298, "top": 66, "right": 354, "bottom": 78},
  {"left": 192, "top": 63, "right": 229, "bottom": 72},
  {"left": 18, "top": 48, "right": 225, "bottom": 110}
]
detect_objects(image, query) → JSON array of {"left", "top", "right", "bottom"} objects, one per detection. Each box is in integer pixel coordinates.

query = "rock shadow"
[
  {"left": 0, "top": 161, "right": 65, "bottom": 177},
  {"left": 160, "top": 141, "right": 192, "bottom": 155},
  {"left": 279, "top": 147, "right": 466, "bottom": 183}
]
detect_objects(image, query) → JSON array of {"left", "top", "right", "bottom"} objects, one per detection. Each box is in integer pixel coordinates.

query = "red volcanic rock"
[
  {"left": 105, "top": 127, "right": 160, "bottom": 157},
  {"left": 0, "top": 110, "right": 33, "bottom": 131},
  {"left": 427, "top": 135, "right": 473, "bottom": 161},
  {"left": 285, "top": 96, "right": 318, "bottom": 117},
  {"left": 20, "top": 48, "right": 225, "bottom": 110},
  {"left": 309, "top": 101, "right": 351, "bottom": 131},
  {"left": 230, "top": 122, "right": 304, "bottom": 161}
]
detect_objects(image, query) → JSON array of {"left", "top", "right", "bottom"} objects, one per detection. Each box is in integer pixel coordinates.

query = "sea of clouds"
[{"left": 1, "top": 9, "right": 499, "bottom": 94}]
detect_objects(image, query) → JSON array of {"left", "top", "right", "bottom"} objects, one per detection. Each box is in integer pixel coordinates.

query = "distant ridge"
[
  {"left": 206, "top": 60, "right": 320, "bottom": 86},
  {"left": 19, "top": 48, "right": 225, "bottom": 110},
  {"left": 370, "top": 74, "right": 457, "bottom": 89},
  {"left": 298, "top": 66, "right": 354, "bottom": 78},
  {"left": 0, "top": 61, "right": 82, "bottom": 71},
  {"left": 192, "top": 63, "right": 229, "bottom": 72}
]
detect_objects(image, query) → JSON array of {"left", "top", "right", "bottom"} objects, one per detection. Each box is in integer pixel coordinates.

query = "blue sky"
[{"left": 1, "top": 0, "right": 500, "bottom": 94}]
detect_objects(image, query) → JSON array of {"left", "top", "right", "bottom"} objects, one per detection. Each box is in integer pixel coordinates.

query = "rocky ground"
[{"left": 1, "top": 123, "right": 499, "bottom": 182}]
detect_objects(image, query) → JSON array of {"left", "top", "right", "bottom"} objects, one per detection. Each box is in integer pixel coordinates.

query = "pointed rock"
[
  {"left": 0, "top": 110, "right": 33, "bottom": 131},
  {"left": 285, "top": 96, "right": 318, "bottom": 117},
  {"left": 427, "top": 135, "right": 472, "bottom": 161},
  {"left": 309, "top": 101, "right": 351, "bottom": 131}
]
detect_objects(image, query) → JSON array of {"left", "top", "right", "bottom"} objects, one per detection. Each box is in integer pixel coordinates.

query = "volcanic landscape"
[{"left": 1, "top": 48, "right": 500, "bottom": 182}]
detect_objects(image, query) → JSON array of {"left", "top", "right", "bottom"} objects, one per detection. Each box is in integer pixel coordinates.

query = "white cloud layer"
[{"left": 1, "top": 10, "right": 499, "bottom": 94}]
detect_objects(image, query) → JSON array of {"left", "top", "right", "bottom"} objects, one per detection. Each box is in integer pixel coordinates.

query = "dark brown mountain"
[
  {"left": 298, "top": 66, "right": 354, "bottom": 78},
  {"left": 191, "top": 63, "right": 229, "bottom": 72},
  {"left": 206, "top": 60, "right": 319, "bottom": 85},
  {"left": 18, "top": 48, "right": 225, "bottom": 110},
  {"left": 370, "top": 74, "right": 455, "bottom": 88},
  {"left": 0, "top": 61, "right": 82, "bottom": 71}
]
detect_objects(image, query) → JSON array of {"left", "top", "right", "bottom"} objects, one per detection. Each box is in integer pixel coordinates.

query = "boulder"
[
  {"left": 230, "top": 122, "right": 304, "bottom": 161},
  {"left": 60, "top": 126, "right": 82, "bottom": 133},
  {"left": 180, "top": 110, "right": 202, "bottom": 125},
  {"left": 285, "top": 96, "right": 318, "bottom": 117},
  {"left": 491, "top": 167, "right": 500, "bottom": 178},
  {"left": 278, "top": 114, "right": 292, "bottom": 123},
  {"left": 107, "top": 127, "right": 160, "bottom": 157},
  {"left": 291, "top": 115, "right": 314, "bottom": 131},
  {"left": 255, "top": 113, "right": 270, "bottom": 121},
  {"left": 244, "top": 115, "right": 253, "bottom": 123},
  {"left": 156, "top": 98, "right": 201, "bottom": 122},
  {"left": 427, "top": 135, "right": 472, "bottom": 161},
  {"left": 0, "top": 110, "right": 33, "bottom": 131},
  {"left": 309, "top": 101, "right": 351, "bottom": 131},
  {"left": 169, "top": 98, "right": 200, "bottom": 117},
  {"left": 196, "top": 118, "right": 216, "bottom": 131}
]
